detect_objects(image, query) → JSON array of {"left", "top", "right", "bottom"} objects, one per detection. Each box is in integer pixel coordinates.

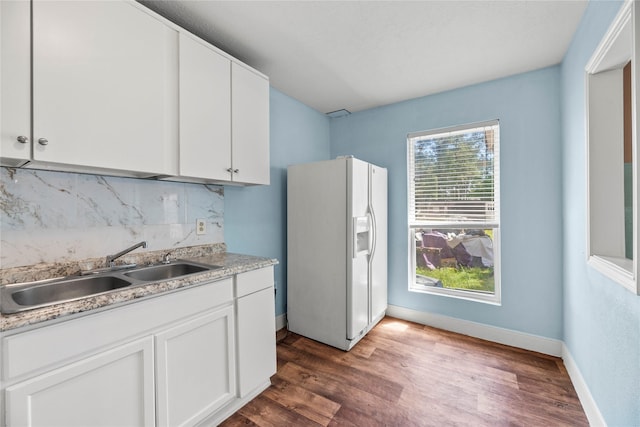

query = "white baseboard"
[
  {"left": 562, "top": 344, "right": 607, "bottom": 427},
  {"left": 275, "top": 313, "right": 287, "bottom": 331},
  {"left": 386, "top": 304, "right": 563, "bottom": 356}
]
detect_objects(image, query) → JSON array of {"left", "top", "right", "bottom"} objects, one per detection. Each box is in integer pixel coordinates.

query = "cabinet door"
[
  {"left": 237, "top": 287, "right": 276, "bottom": 397},
  {"left": 0, "top": 0, "right": 31, "bottom": 166},
  {"left": 5, "top": 337, "right": 155, "bottom": 427},
  {"left": 156, "top": 306, "right": 236, "bottom": 427},
  {"left": 231, "top": 63, "right": 270, "bottom": 185},
  {"left": 179, "top": 33, "right": 232, "bottom": 181},
  {"left": 31, "top": 1, "right": 178, "bottom": 175}
]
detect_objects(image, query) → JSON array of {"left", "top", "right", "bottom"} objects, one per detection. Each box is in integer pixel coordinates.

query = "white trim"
[
  {"left": 410, "top": 284, "right": 501, "bottom": 305},
  {"left": 409, "top": 223, "right": 500, "bottom": 230},
  {"left": 585, "top": 0, "right": 632, "bottom": 74},
  {"left": 407, "top": 121, "right": 502, "bottom": 304},
  {"left": 562, "top": 344, "right": 608, "bottom": 427},
  {"left": 407, "top": 119, "right": 500, "bottom": 142},
  {"left": 386, "top": 304, "right": 562, "bottom": 356},
  {"left": 275, "top": 313, "right": 287, "bottom": 331},
  {"left": 588, "top": 255, "right": 636, "bottom": 292},
  {"left": 585, "top": 0, "right": 640, "bottom": 295}
]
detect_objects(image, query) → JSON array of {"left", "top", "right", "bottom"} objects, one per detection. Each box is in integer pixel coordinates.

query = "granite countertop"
[{"left": 0, "top": 246, "right": 277, "bottom": 332}]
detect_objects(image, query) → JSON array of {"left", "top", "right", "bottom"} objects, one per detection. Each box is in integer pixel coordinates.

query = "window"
[
  {"left": 586, "top": 0, "right": 640, "bottom": 295},
  {"left": 407, "top": 120, "right": 500, "bottom": 304}
]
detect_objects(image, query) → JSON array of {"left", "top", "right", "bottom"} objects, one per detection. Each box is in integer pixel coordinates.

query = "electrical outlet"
[{"left": 196, "top": 218, "right": 206, "bottom": 235}]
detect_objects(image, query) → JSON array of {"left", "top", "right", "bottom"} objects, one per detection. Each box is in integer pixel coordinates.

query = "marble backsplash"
[{"left": 0, "top": 167, "right": 225, "bottom": 269}]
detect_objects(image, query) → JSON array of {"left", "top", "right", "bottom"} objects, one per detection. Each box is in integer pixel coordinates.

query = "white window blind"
[{"left": 408, "top": 120, "right": 499, "bottom": 228}]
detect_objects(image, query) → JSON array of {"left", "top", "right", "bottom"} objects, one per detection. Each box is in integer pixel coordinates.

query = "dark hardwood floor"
[{"left": 221, "top": 317, "right": 588, "bottom": 426}]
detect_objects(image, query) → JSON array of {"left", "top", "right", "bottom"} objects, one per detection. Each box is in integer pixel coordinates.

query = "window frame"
[
  {"left": 585, "top": 0, "right": 640, "bottom": 295},
  {"left": 407, "top": 120, "right": 501, "bottom": 304}
]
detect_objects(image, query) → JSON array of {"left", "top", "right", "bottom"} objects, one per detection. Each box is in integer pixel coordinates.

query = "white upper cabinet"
[
  {"left": 178, "top": 38, "right": 270, "bottom": 185},
  {"left": 30, "top": 0, "right": 179, "bottom": 176},
  {"left": 0, "top": 0, "right": 31, "bottom": 167},
  {"left": 231, "top": 63, "right": 270, "bottom": 185},
  {"left": 179, "top": 34, "right": 232, "bottom": 181},
  {"left": 0, "top": 0, "right": 269, "bottom": 184}
]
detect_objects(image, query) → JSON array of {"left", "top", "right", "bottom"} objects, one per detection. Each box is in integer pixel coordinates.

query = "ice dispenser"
[{"left": 353, "top": 216, "right": 371, "bottom": 258}]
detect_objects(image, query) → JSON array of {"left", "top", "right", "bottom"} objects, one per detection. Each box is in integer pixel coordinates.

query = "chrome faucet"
[{"left": 106, "top": 241, "right": 147, "bottom": 267}]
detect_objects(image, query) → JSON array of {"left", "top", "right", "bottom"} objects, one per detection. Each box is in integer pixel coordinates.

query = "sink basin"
[
  {"left": 1, "top": 260, "right": 221, "bottom": 314},
  {"left": 6, "top": 275, "right": 132, "bottom": 312},
  {"left": 123, "top": 262, "right": 217, "bottom": 282}
]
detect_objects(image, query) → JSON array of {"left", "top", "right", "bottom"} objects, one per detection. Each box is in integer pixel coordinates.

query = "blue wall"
[
  {"left": 330, "top": 66, "right": 564, "bottom": 340},
  {"left": 226, "top": 6, "right": 640, "bottom": 423},
  {"left": 224, "top": 88, "right": 330, "bottom": 316},
  {"left": 561, "top": 1, "right": 640, "bottom": 425}
]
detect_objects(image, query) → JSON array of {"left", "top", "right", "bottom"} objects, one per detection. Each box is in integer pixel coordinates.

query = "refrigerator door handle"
[
  {"left": 368, "top": 168, "right": 376, "bottom": 260},
  {"left": 352, "top": 217, "right": 358, "bottom": 259},
  {"left": 368, "top": 165, "right": 377, "bottom": 261},
  {"left": 369, "top": 208, "right": 377, "bottom": 260}
]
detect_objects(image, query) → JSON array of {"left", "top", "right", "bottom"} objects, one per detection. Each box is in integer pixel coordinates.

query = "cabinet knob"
[
  {"left": 233, "top": 169, "right": 239, "bottom": 174},
  {"left": 226, "top": 167, "right": 233, "bottom": 173},
  {"left": 16, "top": 135, "right": 29, "bottom": 144},
  {"left": 38, "top": 138, "right": 49, "bottom": 146}
]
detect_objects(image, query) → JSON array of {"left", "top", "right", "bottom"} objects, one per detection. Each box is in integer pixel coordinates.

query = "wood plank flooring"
[{"left": 221, "top": 317, "right": 588, "bottom": 426}]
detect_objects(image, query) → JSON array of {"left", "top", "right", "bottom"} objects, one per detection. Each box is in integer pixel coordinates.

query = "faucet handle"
[{"left": 161, "top": 252, "right": 172, "bottom": 264}]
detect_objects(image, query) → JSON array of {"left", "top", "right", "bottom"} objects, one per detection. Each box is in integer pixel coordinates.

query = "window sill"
[
  {"left": 410, "top": 282, "right": 502, "bottom": 306},
  {"left": 588, "top": 255, "right": 637, "bottom": 294}
]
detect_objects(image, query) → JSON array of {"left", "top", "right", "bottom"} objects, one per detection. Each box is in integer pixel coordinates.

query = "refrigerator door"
[
  {"left": 287, "top": 159, "right": 349, "bottom": 348},
  {"left": 347, "top": 158, "right": 371, "bottom": 340},
  {"left": 369, "top": 164, "right": 388, "bottom": 322}
]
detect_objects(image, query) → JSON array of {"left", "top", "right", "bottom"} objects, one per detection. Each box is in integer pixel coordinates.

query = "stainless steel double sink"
[{"left": 1, "top": 261, "right": 222, "bottom": 314}]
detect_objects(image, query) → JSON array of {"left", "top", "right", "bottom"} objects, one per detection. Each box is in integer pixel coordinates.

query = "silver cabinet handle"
[
  {"left": 17, "top": 135, "right": 29, "bottom": 144},
  {"left": 226, "top": 168, "right": 233, "bottom": 173},
  {"left": 38, "top": 138, "right": 48, "bottom": 146},
  {"left": 233, "top": 169, "right": 239, "bottom": 173}
]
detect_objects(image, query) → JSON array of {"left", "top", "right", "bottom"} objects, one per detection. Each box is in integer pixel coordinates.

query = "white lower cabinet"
[
  {"left": 6, "top": 337, "right": 155, "bottom": 427},
  {"left": 1, "top": 268, "right": 277, "bottom": 427},
  {"left": 156, "top": 306, "right": 236, "bottom": 427},
  {"left": 236, "top": 268, "right": 277, "bottom": 397}
]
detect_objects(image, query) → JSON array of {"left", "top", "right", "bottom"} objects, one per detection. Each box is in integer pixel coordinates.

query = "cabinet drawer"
[
  {"left": 235, "top": 266, "right": 274, "bottom": 297},
  {"left": 2, "top": 278, "right": 232, "bottom": 381}
]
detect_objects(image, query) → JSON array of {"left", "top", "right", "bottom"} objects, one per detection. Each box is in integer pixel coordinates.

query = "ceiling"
[{"left": 140, "top": 0, "right": 588, "bottom": 114}]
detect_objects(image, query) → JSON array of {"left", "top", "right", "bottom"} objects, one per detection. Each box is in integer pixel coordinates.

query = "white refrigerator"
[{"left": 287, "top": 157, "right": 387, "bottom": 351}]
